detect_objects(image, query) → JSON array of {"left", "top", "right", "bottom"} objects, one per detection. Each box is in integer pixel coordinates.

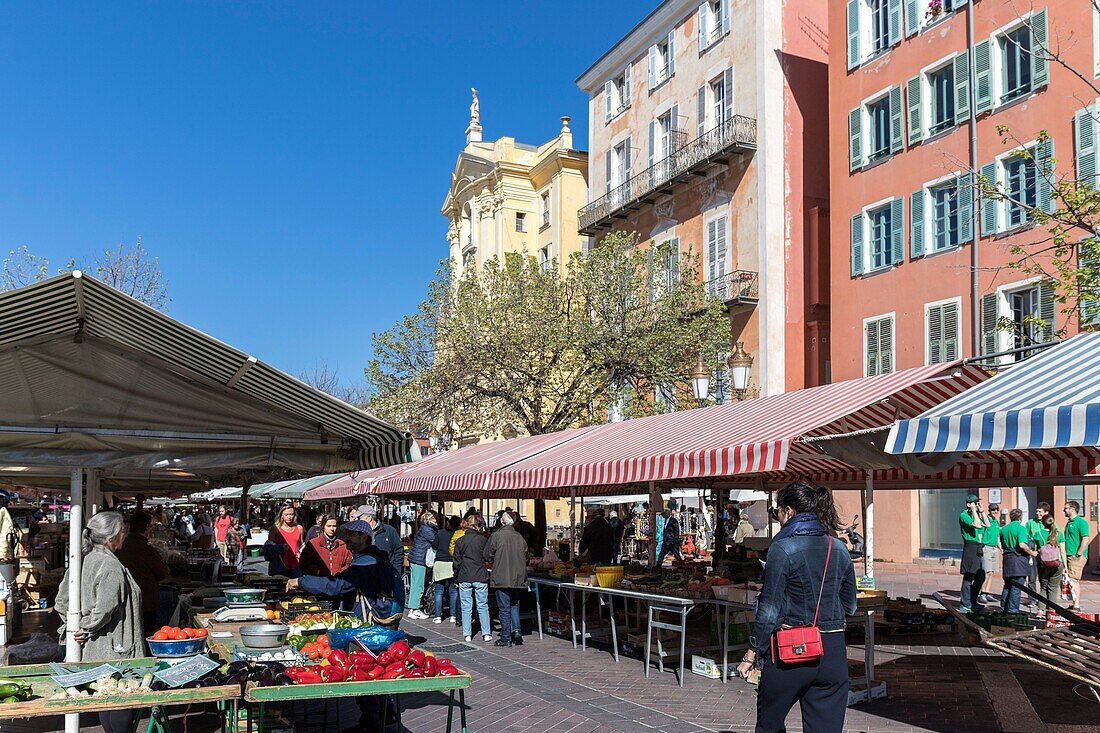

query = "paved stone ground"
[{"left": 3, "top": 564, "right": 1100, "bottom": 732}]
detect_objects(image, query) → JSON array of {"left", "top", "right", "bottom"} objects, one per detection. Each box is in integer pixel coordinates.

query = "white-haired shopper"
[{"left": 56, "top": 510, "right": 144, "bottom": 733}]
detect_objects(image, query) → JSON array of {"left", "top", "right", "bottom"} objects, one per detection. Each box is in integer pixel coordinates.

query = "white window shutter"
[
  {"left": 648, "top": 45, "right": 657, "bottom": 89},
  {"left": 648, "top": 121, "right": 655, "bottom": 168},
  {"left": 724, "top": 67, "right": 734, "bottom": 123},
  {"left": 623, "top": 66, "right": 631, "bottom": 107},
  {"left": 697, "top": 4, "right": 707, "bottom": 49},
  {"left": 697, "top": 86, "right": 707, "bottom": 137},
  {"left": 605, "top": 81, "right": 613, "bottom": 122},
  {"left": 605, "top": 150, "right": 612, "bottom": 193},
  {"left": 667, "top": 30, "right": 676, "bottom": 76},
  {"left": 905, "top": 0, "right": 919, "bottom": 38},
  {"left": 624, "top": 136, "right": 632, "bottom": 179},
  {"left": 716, "top": 216, "right": 728, "bottom": 276},
  {"left": 721, "top": 0, "right": 730, "bottom": 35},
  {"left": 707, "top": 220, "right": 718, "bottom": 281}
]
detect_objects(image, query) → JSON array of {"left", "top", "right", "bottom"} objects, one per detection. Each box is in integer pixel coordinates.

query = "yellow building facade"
[{"left": 437, "top": 92, "right": 588, "bottom": 529}]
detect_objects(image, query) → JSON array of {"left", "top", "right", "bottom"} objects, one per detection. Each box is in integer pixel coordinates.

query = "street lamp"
[
  {"left": 689, "top": 356, "right": 712, "bottom": 407},
  {"left": 727, "top": 341, "right": 754, "bottom": 401}
]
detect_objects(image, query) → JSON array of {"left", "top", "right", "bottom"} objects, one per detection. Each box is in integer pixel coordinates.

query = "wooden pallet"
[{"left": 985, "top": 623, "right": 1100, "bottom": 688}]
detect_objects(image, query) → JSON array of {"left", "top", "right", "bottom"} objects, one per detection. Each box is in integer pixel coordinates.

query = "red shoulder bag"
[{"left": 771, "top": 537, "right": 833, "bottom": 665}]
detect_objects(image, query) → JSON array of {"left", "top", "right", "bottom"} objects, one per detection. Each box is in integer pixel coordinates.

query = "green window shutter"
[
  {"left": 1076, "top": 106, "right": 1097, "bottom": 187},
  {"left": 865, "top": 319, "right": 880, "bottom": 376},
  {"left": 849, "top": 107, "right": 862, "bottom": 171},
  {"left": 928, "top": 304, "right": 944, "bottom": 364},
  {"left": 889, "top": 85, "right": 904, "bottom": 153},
  {"left": 974, "top": 39, "right": 993, "bottom": 114},
  {"left": 851, "top": 213, "right": 865, "bottom": 276},
  {"left": 981, "top": 292, "right": 999, "bottom": 355},
  {"left": 957, "top": 172, "right": 974, "bottom": 244},
  {"left": 1080, "top": 238, "right": 1100, "bottom": 327},
  {"left": 910, "top": 189, "right": 925, "bottom": 258},
  {"left": 847, "top": 0, "right": 861, "bottom": 70},
  {"left": 905, "top": 0, "right": 919, "bottom": 38},
  {"left": 880, "top": 317, "right": 895, "bottom": 373},
  {"left": 1031, "top": 9, "right": 1049, "bottom": 89},
  {"left": 887, "top": 0, "right": 902, "bottom": 46},
  {"left": 980, "top": 161, "right": 998, "bottom": 236},
  {"left": 1037, "top": 279, "right": 1056, "bottom": 342},
  {"left": 890, "top": 197, "right": 904, "bottom": 264},
  {"left": 849, "top": 214, "right": 866, "bottom": 277},
  {"left": 953, "top": 53, "right": 970, "bottom": 122},
  {"left": 943, "top": 300, "right": 959, "bottom": 361},
  {"left": 1036, "top": 138, "right": 1055, "bottom": 215},
  {"left": 907, "top": 75, "right": 923, "bottom": 145}
]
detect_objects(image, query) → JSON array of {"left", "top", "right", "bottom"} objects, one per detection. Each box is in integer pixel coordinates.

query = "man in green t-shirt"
[
  {"left": 1023, "top": 502, "right": 1051, "bottom": 608},
  {"left": 999, "top": 508, "right": 1038, "bottom": 613},
  {"left": 1063, "top": 501, "right": 1091, "bottom": 610},
  {"left": 979, "top": 504, "right": 1002, "bottom": 604},
  {"left": 958, "top": 494, "right": 990, "bottom": 613}
]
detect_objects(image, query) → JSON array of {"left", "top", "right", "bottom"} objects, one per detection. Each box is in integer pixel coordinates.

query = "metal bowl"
[
  {"left": 147, "top": 636, "right": 207, "bottom": 658},
  {"left": 224, "top": 587, "right": 266, "bottom": 604},
  {"left": 239, "top": 623, "right": 290, "bottom": 649}
]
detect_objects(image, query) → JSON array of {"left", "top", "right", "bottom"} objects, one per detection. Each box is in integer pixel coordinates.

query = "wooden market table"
[
  {"left": 0, "top": 658, "right": 240, "bottom": 732},
  {"left": 242, "top": 675, "right": 473, "bottom": 732},
  {"left": 528, "top": 577, "right": 752, "bottom": 687}
]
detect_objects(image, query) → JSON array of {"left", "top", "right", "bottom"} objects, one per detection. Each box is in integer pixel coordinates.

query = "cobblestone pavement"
[{"left": 3, "top": 565, "right": 1100, "bottom": 732}]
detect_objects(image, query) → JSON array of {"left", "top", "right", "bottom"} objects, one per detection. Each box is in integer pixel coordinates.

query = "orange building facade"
[
  {"left": 829, "top": 0, "right": 1099, "bottom": 564},
  {"left": 576, "top": 0, "right": 831, "bottom": 400}
]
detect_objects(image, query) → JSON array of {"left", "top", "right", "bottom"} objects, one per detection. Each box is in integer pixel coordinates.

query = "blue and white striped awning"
[{"left": 886, "top": 333, "right": 1100, "bottom": 454}]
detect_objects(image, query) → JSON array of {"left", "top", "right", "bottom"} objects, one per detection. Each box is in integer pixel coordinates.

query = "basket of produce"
[
  {"left": 594, "top": 565, "right": 624, "bottom": 588},
  {"left": 280, "top": 595, "right": 335, "bottom": 614},
  {"left": 147, "top": 626, "right": 209, "bottom": 658},
  {"left": 239, "top": 623, "right": 290, "bottom": 649},
  {"left": 224, "top": 588, "right": 266, "bottom": 605}
]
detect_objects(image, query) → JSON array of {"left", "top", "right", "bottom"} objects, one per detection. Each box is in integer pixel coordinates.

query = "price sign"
[
  {"left": 153, "top": 655, "right": 220, "bottom": 688},
  {"left": 50, "top": 663, "right": 122, "bottom": 688},
  {"left": 856, "top": 575, "right": 876, "bottom": 590}
]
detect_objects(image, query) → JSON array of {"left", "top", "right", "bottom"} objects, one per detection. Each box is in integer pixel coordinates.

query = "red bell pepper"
[
  {"left": 406, "top": 669, "right": 424, "bottom": 678},
  {"left": 348, "top": 668, "right": 370, "bottom": 682},
  {"left": 381, "top": 669, "right": 404, "bottom": 680},
  {"left": 321, "top": 666, "right": 347, "bottom": 683},
  {"left": 376, "top": 651, "right": 394, "bottom": 667},
  {"left": 328, "top": 650, "right": 349, "bottom": 668},
  {"left": 385, "top": 662, "right": 406, "bottom": 675},
  {"left": 438, "top": 666, "right": 460, "bottom": 677},
  {"left": 424, "top": 657, "right": 439, "bottom": 677},
  {"left": 389, "top": 640, "right": 410, "bottom": 661},
  {"left": 297, "top": 670, "right": 323, "bottom": 684},
  {"left": 406, "top": 649, "right": 426, "bottom": 669},
  {"left": 366, "top": 666, "right": 385, "bottom": 680}
]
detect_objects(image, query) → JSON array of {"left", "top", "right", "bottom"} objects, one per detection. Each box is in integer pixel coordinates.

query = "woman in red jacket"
[{"left": 298, "top": 514, "right": 354, "bottom": 578}]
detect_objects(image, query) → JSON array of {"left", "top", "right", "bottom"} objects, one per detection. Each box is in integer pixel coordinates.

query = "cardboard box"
[{"left": 691, "top": 654, "right": 730, "bottom": 679}]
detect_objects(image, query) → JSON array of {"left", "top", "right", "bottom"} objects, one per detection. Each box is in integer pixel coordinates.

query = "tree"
[
  {"left": 365, "top": 231, "right": 731, "bottom": 443},
  {"left": 973, "top": 4, "right": 1100, "bottom": 337},
  {"left": 0, "top": 238, "right": 170, "bottom": 311},
  {"left": 298, "top": 362, "right": 370, "bottom": 409}
]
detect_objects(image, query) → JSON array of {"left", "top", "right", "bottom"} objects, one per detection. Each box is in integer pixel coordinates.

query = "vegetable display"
[
  {"left": 150, "top": 625, "right": 208, "bottom": 641},
  {"left": 0, "top": 678, "right": 33, "bottom": 703},
  {"left": 280, "top": 640, "right": 462, "bottom": 685}
]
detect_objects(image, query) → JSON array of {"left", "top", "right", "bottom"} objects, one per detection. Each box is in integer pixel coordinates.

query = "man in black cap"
[
  {"left": 358, "top": 504, "right": 405, "bottom": 577},
  {"left": 958, "top": 493, "right": 991, "bottom": 613}
]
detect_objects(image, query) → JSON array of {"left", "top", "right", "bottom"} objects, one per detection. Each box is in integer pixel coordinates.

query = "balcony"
[
  {"left": 579, "top": 114, "right": 757, "bottom": 235},
  {"left": 706, "top": 270, "right": 759, "bottom": 308}
]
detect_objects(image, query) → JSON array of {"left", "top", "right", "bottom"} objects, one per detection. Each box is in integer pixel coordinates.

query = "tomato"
[
  {"left": 184, "top": 628, "right": 197, "bottom": 638},
  {"left": 152, "top": 631, "right": 169, "bottom": 641},
  {"left": 316, "top": 635, "right": 328, "bottom": 646},
  {"left": 194, "top": 628, "right": 208, "bottom": 638},
  {"left": 159, "top": 626, "right": 172, "bottom": 634},
  {"left": 170, "top": 629, "right": 189, "bottom": 641},
  {"left": 307, "top": 647, "right": 321, "bottom": 660},
  {"left": 320, "top": 648, "right": 333, "bottom": 660}
]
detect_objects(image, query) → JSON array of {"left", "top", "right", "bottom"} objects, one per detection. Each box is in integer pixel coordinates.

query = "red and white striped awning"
[
  {"left": 302, "top": 450, "right": 457, "bottom": 501},
  {"left": 373, "top": 428, "right": 598, "bottom": 496},
  {"left": 372, "top": 363, "right": 1072, "bottom": 498}
]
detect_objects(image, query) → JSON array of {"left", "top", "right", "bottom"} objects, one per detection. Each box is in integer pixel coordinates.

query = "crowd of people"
[{"left": 958, "top": 494, "right": 1091, "bottom": 614}]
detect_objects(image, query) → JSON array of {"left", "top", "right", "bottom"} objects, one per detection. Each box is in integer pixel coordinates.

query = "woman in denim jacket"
[{"left": 737, "top": 482, "right": 856, "bottom": 733}]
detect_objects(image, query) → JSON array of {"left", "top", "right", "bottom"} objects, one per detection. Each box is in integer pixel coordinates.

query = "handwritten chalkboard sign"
[
  {"left": 153, "top": 655, "right": 220, "bottom": 688},
  {"left": 50, "top": 663, "right": 122, "bottom": 688}
]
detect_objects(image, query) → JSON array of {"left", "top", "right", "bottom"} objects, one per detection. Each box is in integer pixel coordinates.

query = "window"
[
  {"left": 515, "top": 212, "right": 526, "bottom": 233},
  {"left": 1067, "top": 486, "right": 1086, "bottom": 506},
  {"left": 712, "top": 77, "right": 726, "bottom": 127},
  {"left": 907, "top": 0, "right": 960, "bottom": 37},
  {"left": 541, "top": 191, "right": 551, "bottom": 228},
  {"left": 926, "top": 300, "right": 960, "bottom": 364},
  {"left": 657, "top": 112, "right": 673, "bottom": 159},
  {"left": 849, "top": 85, "right": 902, "bottom": 170},
  {"left": 699, "top": 68, "right": 733, "bottom": 137},
  {"left": 864, "top": 314, "right": 895, "bottom": 376},
  {"left": 648, "top": 237, "right": 681, "bottom": 301},
  {"left": 975, "top": 11, "right": 1048, "bottom": 113},
  {"left": 1075, "top": 104, "right": 1099, "bottom": 189},
  {"left": 928, "top": 64, "right": 955, "bottom": 135},
  {"left": 538, "top": 246, "right": 551, "bottom": 273},
  {"left": 698, "top": 0, "right": 728, "bottom": 50},
  {"left": 980, "top": 280, "right": 1055, "bottom": 358},
  {"left": 648, "top": 31, "right": 675, "bottom": 89},
  {"left": 705, "top": 216, "right": 729, "bottom": 295},
  {"left": 1080, "top": 238, "right": 1100, "bottom": 327},
  {"left": 851, "top": 198, "right": 903, "bottom": 275},
  {"left": 1001, "top": 25, "right": 1032, "bottom": 103},
  {"left": 930, "top": 182, "right": 959, "bottom": 250},
  {"left": 604, "top": 67, "right": 632, "bottom": 122},
  {"left": 980, "top": 140, "right": 1053, "bottom": 236},
  {"left": 1004, "top": 151, "right": 1036, "bottom": 228},
  {"left": 846, "top": 0, "right": 901, "bottom": 70}
]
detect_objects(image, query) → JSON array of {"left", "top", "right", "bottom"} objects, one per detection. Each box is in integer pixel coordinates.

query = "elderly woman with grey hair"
[{"left": 55, "top": 510, "right": 144, "bottom": 733}]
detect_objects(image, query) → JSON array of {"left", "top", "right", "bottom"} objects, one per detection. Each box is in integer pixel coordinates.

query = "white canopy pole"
[
  {"left": 863, "top": 475, "right": 874, "bottom": 579},
  {"left": 64, "top": 468, "right": 84, "bottom": 733},
  {"left": 569, "top": 488, "right": 577, "bottom": 558}
]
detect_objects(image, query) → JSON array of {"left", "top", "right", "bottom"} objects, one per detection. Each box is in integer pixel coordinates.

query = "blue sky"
[{"left": 0, "top": 1, "right": 651, "bottom": 389}]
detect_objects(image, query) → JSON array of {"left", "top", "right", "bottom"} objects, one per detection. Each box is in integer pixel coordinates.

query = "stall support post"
[
  {"left": 862, "top": 476, "right": 874, "bottom": 579},
  {"left": 712, "top": 485, "right": 726, "bottom": 571},
  {"left": 647, "top": 481, "right": 660, "bottom": 567},
  {"left": 569, "top": 489, "right": 577, "bottom": 559},
  {"left": 852, "top": 474, "right": 885, "bottom": 706},
  {"left": 64, "top": 468, "right": 85, "bottom": 733}
]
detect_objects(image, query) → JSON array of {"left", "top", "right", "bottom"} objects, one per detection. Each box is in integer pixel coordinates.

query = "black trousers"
[{"left": 756, "top": 631, "right": 849, "bottom": 733}]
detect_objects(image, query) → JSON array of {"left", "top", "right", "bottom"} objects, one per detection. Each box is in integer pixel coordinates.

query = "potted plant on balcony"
[{"left": 925, "top": 0, "right": 943, "bottom": 20}]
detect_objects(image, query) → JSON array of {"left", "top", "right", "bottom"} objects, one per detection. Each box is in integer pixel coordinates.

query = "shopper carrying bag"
[{"left": 737, "top": 482, "right": 856, "bottom": 733}]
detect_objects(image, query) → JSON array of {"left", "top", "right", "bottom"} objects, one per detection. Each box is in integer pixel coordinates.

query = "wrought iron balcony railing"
[
  {"left": 579, "top": 114, "right": 757, "bottom": 234},
  {"left": 705, "top": 269, "right": 759, "bottom": 307}
]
